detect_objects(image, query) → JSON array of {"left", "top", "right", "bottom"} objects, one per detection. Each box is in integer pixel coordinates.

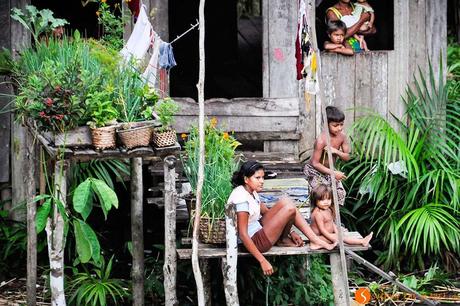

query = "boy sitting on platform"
[{"left": 304, "top": 106, "right": 350, "bottom": 206}]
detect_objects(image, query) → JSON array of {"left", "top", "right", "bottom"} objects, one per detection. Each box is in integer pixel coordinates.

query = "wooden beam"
[
  {"left": 177, "top": 242, "right": 370, "bottom": 259},
  {"left": 173, "top": 97, "right": 300, "bottom": 117},
  {"left": 346, "top": 250, "right": 439, "bottom": 306},
  {"left": 131, "top": 157, "right": 144, "bottom": 306},
  {"left": 163, "top": 155, "right": 178, "bottom": 305}
]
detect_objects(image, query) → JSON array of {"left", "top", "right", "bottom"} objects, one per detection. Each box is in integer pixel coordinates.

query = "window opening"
[
  {"left": 169, "top": 0, "right": 262, "bottom": 100},
  {"left": 316, "top": 0, "right": 394, "bottom": 52}
]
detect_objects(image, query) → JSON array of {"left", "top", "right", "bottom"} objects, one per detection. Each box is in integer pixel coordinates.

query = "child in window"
[
  {"left": 352, "top": 0, "right": 375, "bottom": 51},
  {"left": 304, "top": 106, "right": 349, "bottom": 205},
  {"left": 310, "top": 184, "right": 373, "bottom": 247},
  {"left": 324, "top": 20, "right": 354, "bottom": 55}
]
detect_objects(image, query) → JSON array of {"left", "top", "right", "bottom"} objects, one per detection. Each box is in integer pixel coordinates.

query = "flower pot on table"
[
  {"left": 116, "top": 122, "right": 154, "bottom": 149},
  {"left": 152, "top": 127, "right": 177, "bottom": 148},
  {"left": 91, "top": 126, "right": 117, "bottom": 150}
]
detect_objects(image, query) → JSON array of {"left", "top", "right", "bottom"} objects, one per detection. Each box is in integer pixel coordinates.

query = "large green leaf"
[
  {"left": 73, "top": 220, "right": 92, "bottom": 263},
  {"left": 35, "top": 198, "right": 51, "bottom": 233},
  {"left": 73, "top": 178, "right": 92, "bottom": 214},
  {"left": 79, "top": 221, "right": 101, "bottom": 264},
  {"left": 91, "top": 178, "right": 119, "bottom": 213}
]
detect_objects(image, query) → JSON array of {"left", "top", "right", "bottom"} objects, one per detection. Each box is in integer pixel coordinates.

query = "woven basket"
[
  {"left": 199, "top": 217, "right": 226, "bottom": 244},
  {"left": 117, "top": 123, "right": 153, "bottom": 149},
  {"left": 91, "top": 126, "right": 116, "bottom": 150},
  {"left": 152, "top": 128, "right": 176, "bottom": 148}
]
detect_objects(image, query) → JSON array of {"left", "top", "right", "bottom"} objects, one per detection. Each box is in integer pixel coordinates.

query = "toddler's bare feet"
[
  {"left": 362, "top": 232, "right": 373, "bottom": 247},
  {"left": 309, "top": 242, "right": 321, "bottom": 250},
  {"left": 277, "top": 237, "right": 297, "bottom": 247},
  {"left": 326, "top": 241, "right": 338, "bottom": 250}
]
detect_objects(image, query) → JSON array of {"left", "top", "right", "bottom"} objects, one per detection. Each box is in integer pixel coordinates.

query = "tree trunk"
[
  {"left": 46, "top": 160, "right": 67, "bottom": 306},
  {"left": 131, "top": 157, "right": 144, "bottom": 306},
  {"left": 191, "top": 0, "right": 206, "bottom": 304},
  {"left": 163, "top": 156, "right": 178, "bottom": 305}
]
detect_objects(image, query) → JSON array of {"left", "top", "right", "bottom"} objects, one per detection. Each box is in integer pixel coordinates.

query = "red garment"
[
  {"left": 295, "top": 23, "right": 303, "bottom": 80},
  {"left": 128, "top": 0, "right": 140, "bottom": 19}
]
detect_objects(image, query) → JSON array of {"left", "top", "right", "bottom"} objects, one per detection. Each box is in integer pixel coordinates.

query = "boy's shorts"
[{"left": 251, "top": 228, "right": 272, "bottom": 253}]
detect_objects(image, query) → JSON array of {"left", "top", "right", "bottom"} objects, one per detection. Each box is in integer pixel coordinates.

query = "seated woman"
[
  {"left": 228, "top": 160, "right": 337, "bottom": 276},
  {"left": 326, "top": 0, "right": 376, "bottom": 52}
]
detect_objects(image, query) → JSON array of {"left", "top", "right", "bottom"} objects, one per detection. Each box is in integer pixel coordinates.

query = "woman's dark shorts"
[{"left": 251, "top": 228, "right": 272, "bottom": 253}]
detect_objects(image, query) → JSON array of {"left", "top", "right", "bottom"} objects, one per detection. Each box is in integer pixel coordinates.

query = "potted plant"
[
  {"left": 182, "top": 118, "right": 241, "bottom": 244},
  {"left": 86, "top": 87, "right": 119, "bottom": 150},
  {"left": 151, "top": 97, "right": 179, "bottom": 148},
  {"left": 13, "top": 34, "right": 103, "bottom": 147},
  {"left": 115, "top": 68, "right": 156, "bottom": 149}
]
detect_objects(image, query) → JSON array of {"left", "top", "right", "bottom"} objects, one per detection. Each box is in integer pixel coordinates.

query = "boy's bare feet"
[
  {"left": 362, "top": 232, "right": 373, "bottom": 247},
  {"left": 276, "top": 237, "right": 297, "bottom": 247},
  {"left": 309, "top": 242, "right": 322, "bottom": 250}
]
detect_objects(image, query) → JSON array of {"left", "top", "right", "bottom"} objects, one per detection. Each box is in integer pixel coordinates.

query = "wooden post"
[
  {"left": 10, "top": 0, "right": 33, "bottom": 222},
  {"left": 163, "top": 155, "right": 178, "bottom": 306},
  {"left": 46, "top": 160, "right": 67, "bottom": 306},
  {"left": 222, "top": 203, "right": 239, "bottom": 306},
  {"left": 26, "top": 154, "right": 38, "bottom": 306},
  {"left": 191, "top": 0, "right": 206, "bottom": 304},
  {"left": 131, "top": 157, "right": 144, "bottom": 306},
  {"left": 309, "top": 0, "right": 350, "bottom": 303},
  {"left": 200, "top": 259, "right": 212, "bottom": 305},
  {"left": 330, "top": 253, "right": 349, "bottom": 306}
]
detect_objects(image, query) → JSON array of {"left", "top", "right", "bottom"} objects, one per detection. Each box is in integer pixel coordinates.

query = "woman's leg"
[{"left": 260, "top": 198, "right": 296, "bottom": 245}]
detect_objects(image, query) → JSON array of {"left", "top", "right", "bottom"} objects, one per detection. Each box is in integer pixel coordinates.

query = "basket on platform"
[
  {"left": 117, "top": 122, "right": 153, "bottom": 149},
  {"left": 199, "top": 217, "right": 226, "bottom": 244},
  {"left": 152, "top": 128, "right": 177, "bottom": 148},
  {"left": 91, "top": 126, "right": 116, "bottom": 150}
]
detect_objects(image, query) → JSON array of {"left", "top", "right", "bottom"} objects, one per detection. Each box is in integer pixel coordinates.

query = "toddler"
[
  {"left": 352, "top": 0, "right": 374, "bottom": 51},
  {"left": 310, "top": 184, "right": 373, "bottom": 248}
]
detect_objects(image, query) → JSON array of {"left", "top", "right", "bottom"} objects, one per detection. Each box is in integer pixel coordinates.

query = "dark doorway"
[
  {"left": 316, "top": 0, "right": 394, "bottom": 51},
  {"left": 169, "top": 0, "right": 263, "bottom": 100},
  {"left": 32, "top": 0, "right": 103, "bottom": 39}
]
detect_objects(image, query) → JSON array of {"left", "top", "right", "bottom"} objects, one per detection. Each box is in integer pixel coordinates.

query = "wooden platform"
[{"left": 177, "top": 232, "right": 370, "bottom": 259}]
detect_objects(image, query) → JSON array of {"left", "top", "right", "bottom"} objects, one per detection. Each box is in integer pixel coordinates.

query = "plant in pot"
[
  {"left": 115, "top": 67, "right": 155, "bottom": 149},
  {"left": 86, "top": 86, "right": 119, "bottom": 150},
  {"left": 152, "top": 97, "right": 180, "bottom": 148},
  {"left": 14, "top": 35, "right": 103, "bottom": 146},
  {"left": 182, "top": 118, "right": 241, "bottom": 244}
]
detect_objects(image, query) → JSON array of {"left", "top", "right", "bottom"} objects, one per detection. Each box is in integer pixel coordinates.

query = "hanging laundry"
[
  {"left": 158, "top": 42, "right": 177, "bottom": 70},
  {"left": 296, "top": 0, "right": 318, "bottom": 95},
  {"left": 142, "top": 32, "right": 162, "bottom": 88},
  {"left": 120, "top": 5, "right": 152, "bottom": 62}
]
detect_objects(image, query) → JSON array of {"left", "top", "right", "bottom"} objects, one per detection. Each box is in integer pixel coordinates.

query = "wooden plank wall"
[
  {"left": 320, "top": 52, "right": 389, "bottom": 131},
  {"left": 173, "top": 97, "right": 300, "bottom": 145},
  {"left": 0, "top": 0, "right": 11, "bottom": 185}
]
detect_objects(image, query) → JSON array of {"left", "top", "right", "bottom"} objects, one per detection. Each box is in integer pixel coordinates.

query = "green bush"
[{"left": 343, "top": 60, "right": 460, "bottom": 271}]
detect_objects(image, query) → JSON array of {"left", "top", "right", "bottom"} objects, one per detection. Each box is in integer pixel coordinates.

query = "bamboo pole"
[
  {"left": 307, "top": 0, "right": 350, "bottom": 304},
  {"left": 191, "top": 0, "right": 206, "bottom": 304},
  {"left": 131, "top": 157, "right": 144, "bottom": 306},
  {"left": 163, "top": 156, "right": 178, "bottom": 305}
]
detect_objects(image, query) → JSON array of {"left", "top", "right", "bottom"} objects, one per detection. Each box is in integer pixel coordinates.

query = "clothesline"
[{"left": 170, "top": 19, "right": 200, "bottom": 45}]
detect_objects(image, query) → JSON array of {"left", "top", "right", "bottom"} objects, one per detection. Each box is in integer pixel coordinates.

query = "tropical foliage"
[
  {"left": 238, "top": 255, "right": 334, "bottom": 305},
  {"left": 68, "top": 255, "right": 129, "bottom": 306},
  {"left": 182, "top": 118, "right": 241, "bottom": 220},
  {"left": 343, "top": 60, "right": 460, "bottom": 270}
]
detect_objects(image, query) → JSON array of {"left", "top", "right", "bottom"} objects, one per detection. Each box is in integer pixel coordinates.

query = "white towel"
[{"left": 120, "top": 5, "right": 152, "bottom": 62}]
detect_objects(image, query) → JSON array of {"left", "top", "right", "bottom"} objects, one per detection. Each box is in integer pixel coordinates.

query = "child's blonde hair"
[{"left": 311, "top": 184, "right": 336, "bottom": 218}]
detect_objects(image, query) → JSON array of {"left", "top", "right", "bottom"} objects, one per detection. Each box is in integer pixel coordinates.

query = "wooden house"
[{"left": 0, "top": 0, "right": 448, "bottom": 304}]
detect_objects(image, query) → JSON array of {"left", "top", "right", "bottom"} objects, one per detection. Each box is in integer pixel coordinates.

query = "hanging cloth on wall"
[
  {"left": 296, "top": 0, "right": 318, "bottom": 95},
  {"left": 120, "top": 5, "right": 153, "bottom": 62}
]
